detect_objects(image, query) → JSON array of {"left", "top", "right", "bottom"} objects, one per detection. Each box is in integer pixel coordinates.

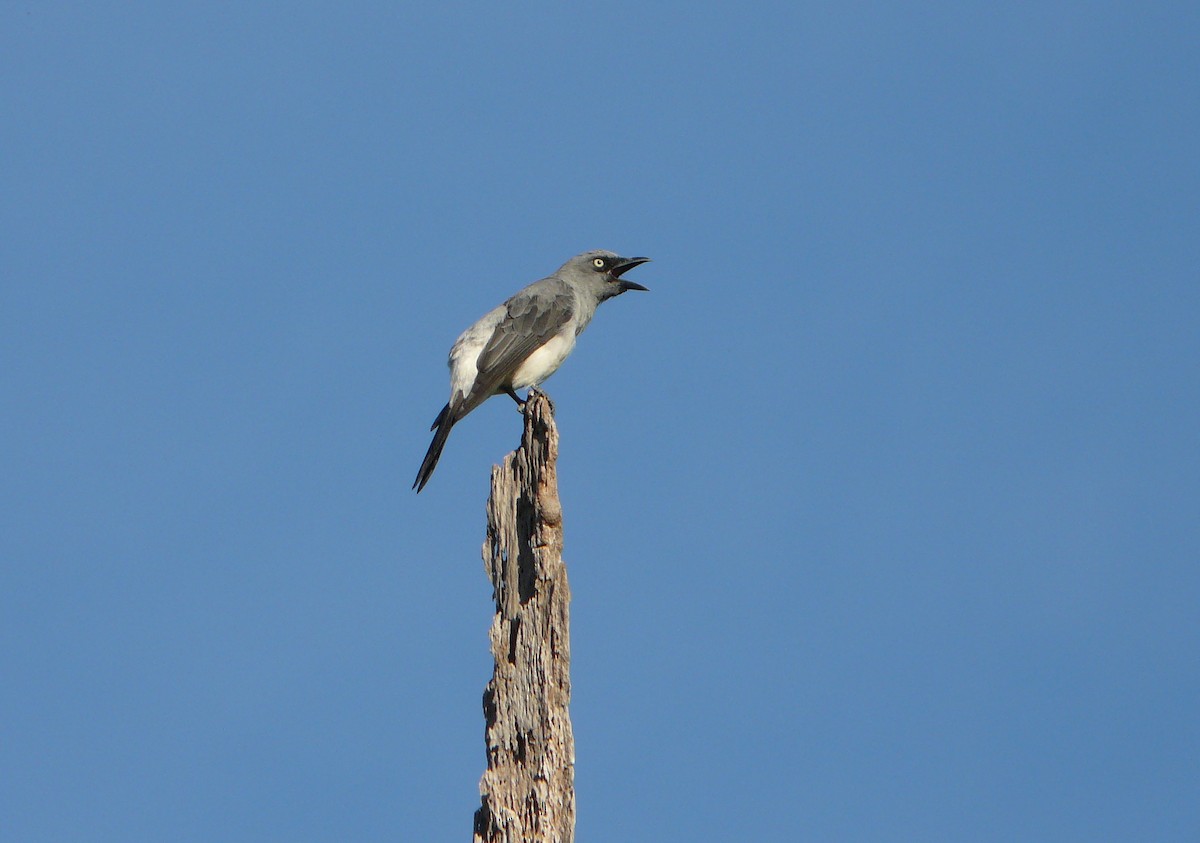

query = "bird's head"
[{"left": 561, "top": 250, "right": 651, "bottom": 300}]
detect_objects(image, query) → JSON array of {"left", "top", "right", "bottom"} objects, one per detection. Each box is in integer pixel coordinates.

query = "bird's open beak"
[{"left": 613, "top": 256, "right": 650, "bottom": 291}]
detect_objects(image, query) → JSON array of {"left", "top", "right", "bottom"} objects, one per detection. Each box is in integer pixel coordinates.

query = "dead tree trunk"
[{"left": 473, "top": 395, "right": 574, "bottom": 843}]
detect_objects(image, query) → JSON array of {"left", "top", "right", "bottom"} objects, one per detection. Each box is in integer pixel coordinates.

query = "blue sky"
[{"left": 3, "top": 3, "right": 1197, "bottom": 840}]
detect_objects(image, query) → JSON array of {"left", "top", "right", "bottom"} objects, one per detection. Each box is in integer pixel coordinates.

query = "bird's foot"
[
  {"left": 503, "top": 387, "right": 526, "bottom": 412},
  {"left": 526, "top": 386, "right": 555, "bottom": 415}
]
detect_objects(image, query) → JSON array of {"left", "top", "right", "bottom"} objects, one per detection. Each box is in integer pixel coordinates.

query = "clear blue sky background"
[{"left": 3, "top": 3, "right": 1197, "bottom": 841}]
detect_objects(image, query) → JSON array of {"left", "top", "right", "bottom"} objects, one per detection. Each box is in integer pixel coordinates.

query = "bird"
[{"left": 413, "top": 250, "right": 650, "bottom": 492}]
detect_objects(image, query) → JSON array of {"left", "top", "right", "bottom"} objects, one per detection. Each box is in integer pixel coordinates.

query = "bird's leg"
[{"left": 504, "top": 387, "right": 526, "bottom": 412}]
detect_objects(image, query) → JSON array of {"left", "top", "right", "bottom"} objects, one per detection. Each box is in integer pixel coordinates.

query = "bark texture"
[{"left": 473, "top": 395, "right": 574, "bottom": 843}]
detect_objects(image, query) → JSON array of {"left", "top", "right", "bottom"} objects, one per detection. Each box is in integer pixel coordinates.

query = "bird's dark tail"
[{"left": 413, "top": 403, "right": 454, "bottom": 492}]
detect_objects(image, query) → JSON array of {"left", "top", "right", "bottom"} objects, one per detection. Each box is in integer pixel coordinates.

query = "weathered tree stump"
[{"left": 473, "top": 395, "right": 574, "bottom": 843}]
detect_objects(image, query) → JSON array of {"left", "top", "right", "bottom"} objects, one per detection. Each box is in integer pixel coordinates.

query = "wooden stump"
[{"left": 473, "top": 395, "right": 574, "bottom": 843}]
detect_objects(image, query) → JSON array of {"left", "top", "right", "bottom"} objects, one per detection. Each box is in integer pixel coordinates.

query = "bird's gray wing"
[{"left": 465, "top": 279, "right": 575, "bottom": 408}]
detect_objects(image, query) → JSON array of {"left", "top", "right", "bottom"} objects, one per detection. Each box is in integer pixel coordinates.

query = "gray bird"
[{"left": 414, "top": 250, "right": 650, "bottom": 492}]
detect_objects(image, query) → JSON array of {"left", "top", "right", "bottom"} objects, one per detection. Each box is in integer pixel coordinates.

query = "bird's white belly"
[{"left": 510, "top": 332, "right": 576, "bottom": 390}]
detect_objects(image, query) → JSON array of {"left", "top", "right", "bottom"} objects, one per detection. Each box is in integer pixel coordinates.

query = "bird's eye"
[{"left": 592, "top": 258, "right": 606, "bottom": 270}]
